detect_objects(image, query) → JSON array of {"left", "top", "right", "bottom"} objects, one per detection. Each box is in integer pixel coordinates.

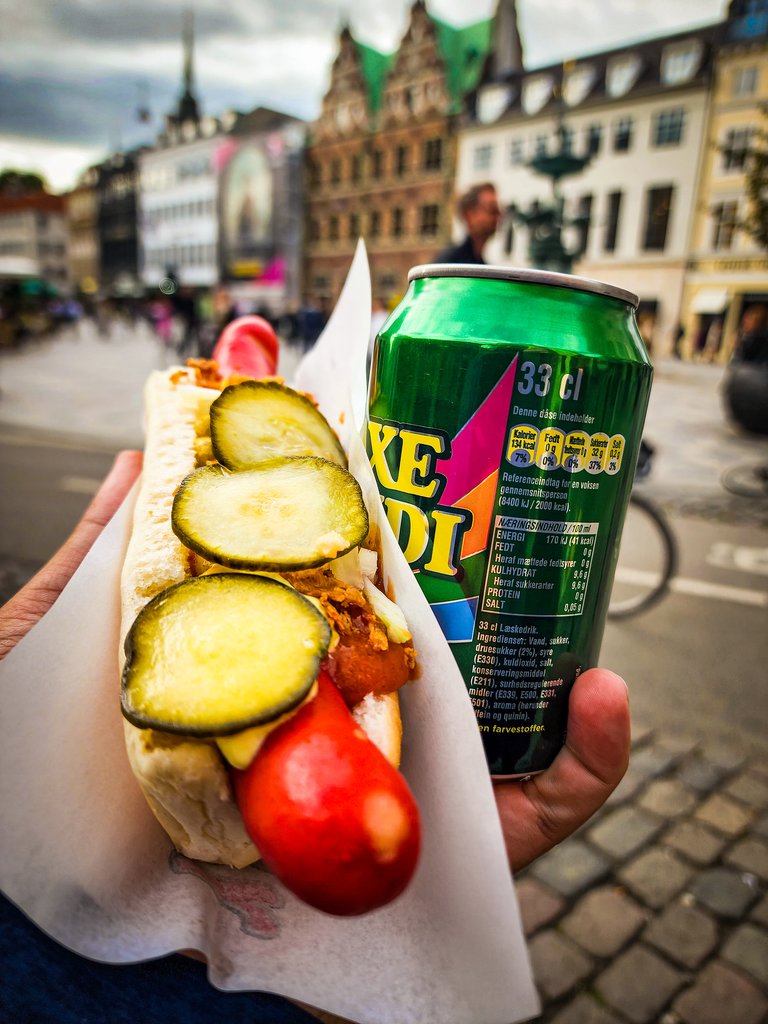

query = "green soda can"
[{"left": 366, "top": 264, "right": 653, "bottom": 778}]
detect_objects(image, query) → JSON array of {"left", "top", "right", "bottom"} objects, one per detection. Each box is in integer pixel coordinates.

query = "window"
[
  {"left": 503, "top": 222, "right": 514, "bottom": 255},
  {"left": 642, "top": 186, "right": 674, "bottom": 250},
  {"left": 604, "top": 191, "right": 623, "bottom": 252},
  {"left": 369, "top": 210, "right": 381, "bottom": 237},
  {"left": 350, "top": 154, "right": 362, "bottom": 183},
  {"left": 330, "top": 158, "right": 341, "bottom": 185},
  {"left": 660, "top": 41, "right": 703, "bottom": 86},
  {"left": 349, "top": 211, "right": 359, "bottom": 239},
  {"left": 575, "top": 194, "right": 593, "bottom": 255},
  {"left": 395, "top": 145, "right": 408, "bottom": 177},
  {"left": 561, "top": 127, "right": 574, "bottom": 155},
  {"left": 371, "top": 150, "right": 384, "bottom": 179},
  {"left": 534, "top": 135, "right": 548, "bottom": 157},
  {"left": 722, "top": 127, "right": 753, "bottom": 171},
  {"left": 563, "top": 64, "right": 597, "bottom": 106},
  {"left": 711, "top": 201, "right": 738, "bottom": 249},
  {"left": 473, "top": 144, "right": 493, "bottom": 171},
  {"left": 733, "top": 66, "right": 758, "bottom": 96},
  {"left": 419, "top": 204, "right": 440, "bottom": 236},
  {"left": 606, "top": 54, "right": 643, "bottom": 97},
  {"left": 522, "top": 74, "right": 553, "bottom": 115},
  {"left": 329, "top": 215, "right": 339, "bottom": 241},
  {"left": 378, "top": 273, "right": 398, "bottom": 296},
  {"left": 586, "top": 124, "right": 602, "bottom": 156},
  {"left": 613, "top": 118, "right": 633, "bottom": 152},
  {"left": 308, "top": 160, "right": 321, "bottom": 188},
  {"left": 652, "top": 108, "right": 685, "bottom": 146},
  {"left": 423, "top": 138, "right": 443, "bottom": 171},
  {"left": 509, "top": 139, "right": 525, "bottom": 165},
  {"left": 391, "top": 207, "right": 404, "bottom": 238}
]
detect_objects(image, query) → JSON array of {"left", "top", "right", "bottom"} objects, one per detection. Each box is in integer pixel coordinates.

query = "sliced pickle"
[
  {"left": 172, "top": 457, "right": 369, "bottom": 571},
  {"left": 210, "top": 380, "right": 347, "bottom": 469},
  {"left": 122, "top": 574, "right": 330, "bottom": 736}
]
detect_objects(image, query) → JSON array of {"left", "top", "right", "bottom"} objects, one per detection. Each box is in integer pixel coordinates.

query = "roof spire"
[
  {"left": 176, "top": 7, "right": 200, "bottom": 126},
  {"left": 490, "top": 0, "right": 524, "bottom": 76}
]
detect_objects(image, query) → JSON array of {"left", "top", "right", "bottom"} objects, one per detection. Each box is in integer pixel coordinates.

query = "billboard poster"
[{"left": 219, "top": 142, "right": 277, "bottom": 281}]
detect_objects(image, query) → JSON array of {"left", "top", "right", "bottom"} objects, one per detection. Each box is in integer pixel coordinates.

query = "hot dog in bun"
[{"left": 119, "top": 359, "right": 420, "bottom": 916}]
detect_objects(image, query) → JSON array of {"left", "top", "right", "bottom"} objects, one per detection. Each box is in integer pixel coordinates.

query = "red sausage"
[
  {"left": 213, "top": 316, "right": 280, "bottom": 378},
  {"left": 233, "top": 671, "right": 421, "bottom": 916}
]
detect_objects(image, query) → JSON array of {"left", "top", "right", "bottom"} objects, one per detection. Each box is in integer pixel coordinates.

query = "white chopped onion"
[
  {"left": 328, "top": 548, "right": 364, "bottom": 588},
  {"left": 363, "top": 578, "right": 411, "bottom": 644},
  {"left": 358, "top": 547, "right": 378, "bottom": 580}
]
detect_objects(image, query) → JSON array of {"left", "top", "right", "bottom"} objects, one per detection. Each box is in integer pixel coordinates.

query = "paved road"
[{"left": 603, "top": 514, "right": 768, "bottom": 755}]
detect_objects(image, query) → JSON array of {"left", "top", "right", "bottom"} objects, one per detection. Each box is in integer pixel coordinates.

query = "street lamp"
[{"left": 511, "top": 116, "right": 593, "bottom": 273}]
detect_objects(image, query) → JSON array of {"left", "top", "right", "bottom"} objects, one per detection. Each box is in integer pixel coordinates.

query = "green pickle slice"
[
  {"left": 210, "top": 380, "right": 347, "bottom": 469},
  {"left": 171, "top": 457, "right": 369, "bottom": 570},
  {"left": 122, "top": 574, "right": 331, "bottom": 735}
]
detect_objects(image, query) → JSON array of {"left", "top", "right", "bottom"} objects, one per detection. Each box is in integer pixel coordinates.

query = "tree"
[
  {"left": 0, "top": 169, "right": 48, "bottom": 196},
  {"left": 741, "top": 108, "right": 768, "bottom": 251}
]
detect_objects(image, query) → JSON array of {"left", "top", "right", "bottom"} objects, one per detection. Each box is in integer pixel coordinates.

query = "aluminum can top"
[{"left": 407, "top": 263, "right": 639, "bottom": 310}]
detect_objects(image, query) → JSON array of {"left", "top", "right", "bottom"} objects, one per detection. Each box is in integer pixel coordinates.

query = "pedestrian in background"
[
  {"left": 435, "top": 182, "right": 502, "bottom": 265},
  {"left": 150, "top": 296, "right": 175, "bottom": 348},
  {"left": 733, "top": 303, "right": 768, "bottom": 365},
  {"left": 174, "top": 286, "right": 201, "bottom": 359}
]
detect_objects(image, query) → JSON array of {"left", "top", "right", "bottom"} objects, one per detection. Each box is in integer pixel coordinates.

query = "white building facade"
[
  {"left": 682, "top": 1, "right": 768, "bottom": 360},
  {"left": 0, "top": 193, "right": 70, "bottom": 293},
  {"left": 138, "top": 121, "right": 225, "bottom": 291},
  {"left": 458, "top": 26, "right": 721, "bottom": 358}
]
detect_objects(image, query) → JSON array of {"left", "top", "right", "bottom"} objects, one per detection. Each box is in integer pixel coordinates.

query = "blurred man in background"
[{"left": 435, "top": 182, "right": 502, "bottom": 264}]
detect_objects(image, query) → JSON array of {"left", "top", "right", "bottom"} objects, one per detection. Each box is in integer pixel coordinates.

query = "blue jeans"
[{"left": 0, "top": 895, "right": 319, "bottom": 1024}]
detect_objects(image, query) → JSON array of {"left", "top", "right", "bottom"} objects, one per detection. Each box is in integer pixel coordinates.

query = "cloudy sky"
[{"left": 1, "top": 0, "right": 727, "bottom": 192}]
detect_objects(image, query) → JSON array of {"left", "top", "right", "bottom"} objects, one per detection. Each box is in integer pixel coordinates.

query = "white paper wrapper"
[{"left": 0, "top": 242, "right": 539, "bottom": 1024}]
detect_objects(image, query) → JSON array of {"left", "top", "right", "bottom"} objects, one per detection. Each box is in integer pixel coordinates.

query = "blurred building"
[
  {"left": 682, "top": 0, "right": 768, "bottom": 362},
  {"left": 65, "top": 166, "right": 100, "bottom": 297},
  {"left": 138, "top": 12, "right": 225, "bottom": 293},
  {"left": 66, "top": 154, "right": 143, "bottom": 302},
  {"left": 303, "top": 0, "right": 494, "bottom": 306},
  {"left": 97, "top": 150, "right": 143, "bottom": 299},
  {"left": 461, "top": 16, "right": 722, "bottom": 358},
  {"left": 217, "top": 106, "right": 305, "bottom": 315},
  {"left": 0, "top": 190, "right": 70, "bottom": 294},
  {"left": 139, "top": 121, "right": 224, "bottom": 291},
  {"left": 138, "top": 12, "right": 305, "bottom": 315}
]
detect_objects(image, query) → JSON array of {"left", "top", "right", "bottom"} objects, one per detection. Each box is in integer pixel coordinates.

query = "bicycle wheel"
[
  {"left": 608, "top": 492, "right": 678, "bottom": 620},
  {"left": 721, "top": 461, "right": 768, "bottom": 499}
]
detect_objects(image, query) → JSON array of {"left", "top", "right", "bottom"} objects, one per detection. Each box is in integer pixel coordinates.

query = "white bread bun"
[{"left": 120, "top": 367, "right": 402, "bottom": 868}]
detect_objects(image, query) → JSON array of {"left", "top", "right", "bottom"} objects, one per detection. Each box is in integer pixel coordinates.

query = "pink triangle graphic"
[{"left": 440, "top": 357, "right": 518, "bottom": 506}]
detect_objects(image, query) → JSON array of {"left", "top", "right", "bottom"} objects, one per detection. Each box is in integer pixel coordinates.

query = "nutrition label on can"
[{"left": 481, "top": 516, "right": 599, "bottom": 618}]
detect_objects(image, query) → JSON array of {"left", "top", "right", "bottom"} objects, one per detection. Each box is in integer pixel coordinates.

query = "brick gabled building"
[{"left": 303, "top": 0, "right": 494, "bottom": 307}]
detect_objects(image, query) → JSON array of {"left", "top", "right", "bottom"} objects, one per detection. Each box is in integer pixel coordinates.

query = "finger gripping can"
[{"left": 366, "top": 264, "right": 652, "bottom": 778}]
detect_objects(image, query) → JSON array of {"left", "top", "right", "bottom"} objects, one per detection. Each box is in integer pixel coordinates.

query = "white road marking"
[
  {"left": 707, "top": 542, "right": 768, "bottom": 576},
  {"left": 59, "top": 475, "right": 101, "bottom": 495},
  {"left": 614, "top": 568, "right": 768, "bottom": 608},
  {"left": 0, "top": 431, "right": 120, "bottom": 455}
]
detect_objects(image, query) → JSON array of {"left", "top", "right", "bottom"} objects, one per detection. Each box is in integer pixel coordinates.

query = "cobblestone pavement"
[
  {"left": 518, "top": 724, "right": 768, "bottom": 1023},
  {"left": 2, "top": 330, "right": 767, "bottom": 1023}
]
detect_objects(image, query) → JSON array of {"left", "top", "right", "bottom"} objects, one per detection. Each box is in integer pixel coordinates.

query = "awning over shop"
[
  {"left": 691, "top": 288, "right": 729, "bottom": 313},
  {"left": 0, "top": 256, "right": 38, "bottom": 280}
]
